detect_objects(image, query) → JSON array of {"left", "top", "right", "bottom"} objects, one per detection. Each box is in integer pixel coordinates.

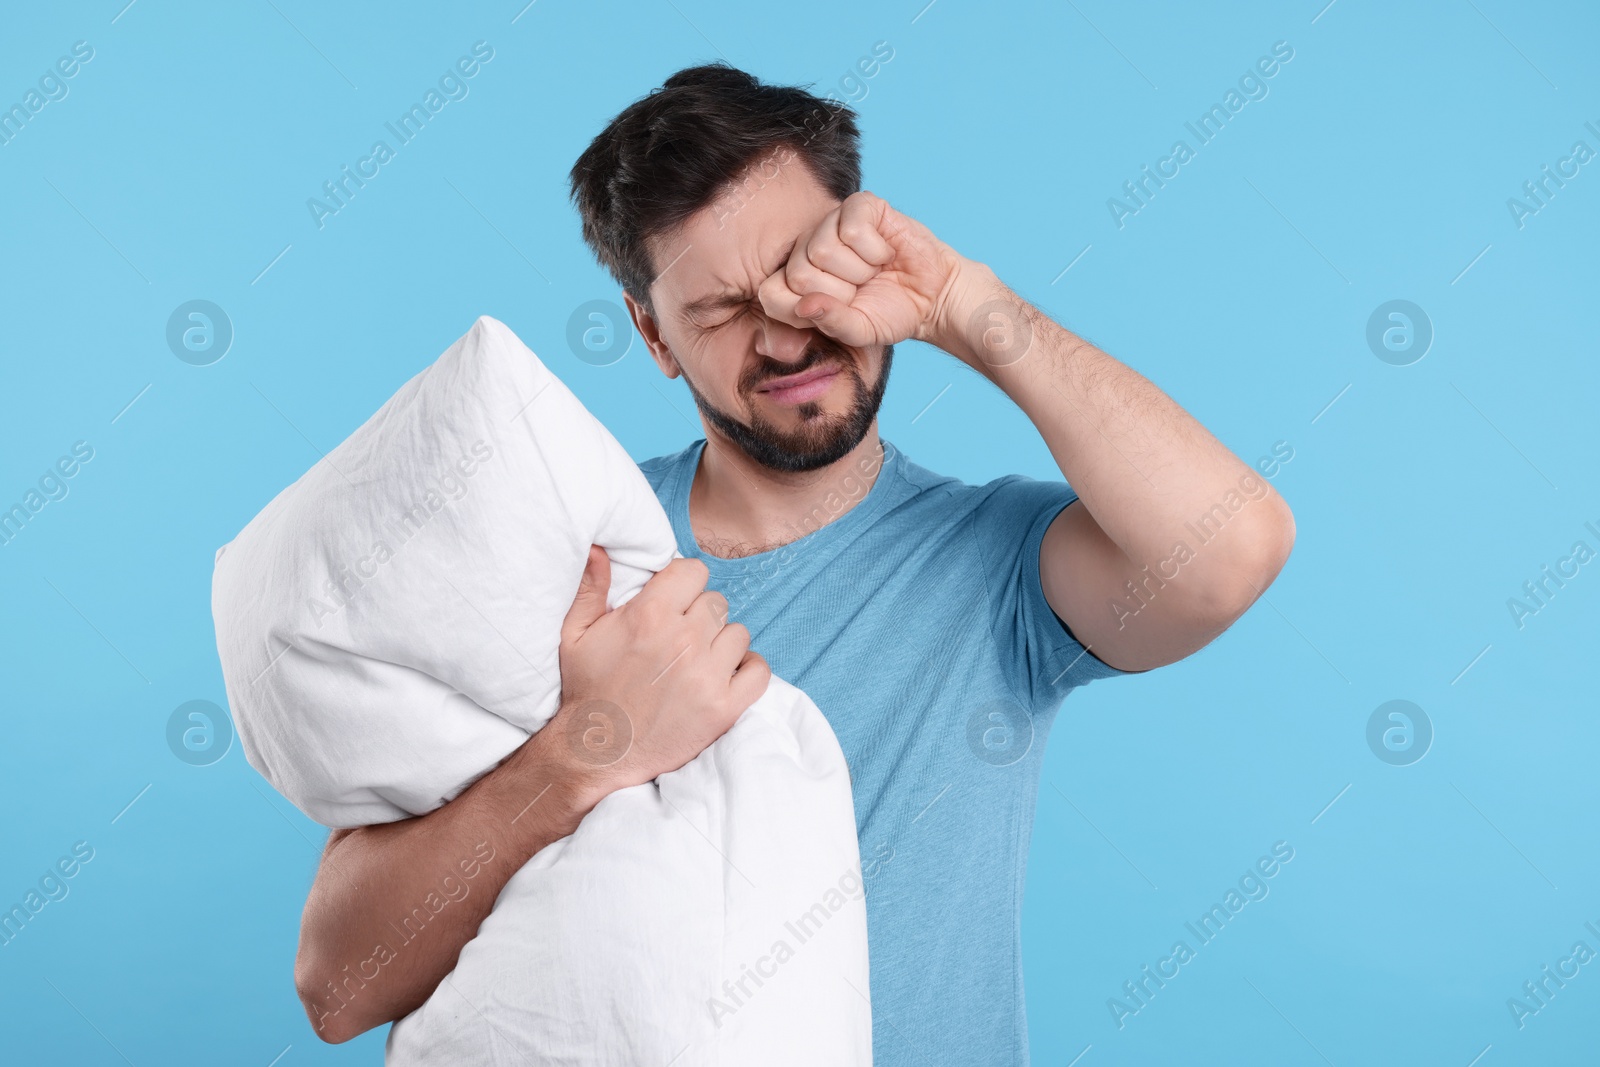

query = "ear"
[{"left": 623, "top": 290, "right": 678, "bottom": 379}]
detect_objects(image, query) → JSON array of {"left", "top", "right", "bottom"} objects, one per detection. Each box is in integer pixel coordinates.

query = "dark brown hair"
[{"left": 568, "top": 63, "right": 861, "bottom": 311}]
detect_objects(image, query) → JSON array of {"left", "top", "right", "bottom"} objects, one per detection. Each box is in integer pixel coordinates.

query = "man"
[{"left": 293, "top": 63, "right": 1295, "bottom": 1063}]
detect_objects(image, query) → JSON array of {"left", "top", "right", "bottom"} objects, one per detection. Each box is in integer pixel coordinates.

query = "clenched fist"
[{"left": 756, "top": 190, "right": 977, "bottom": 354}]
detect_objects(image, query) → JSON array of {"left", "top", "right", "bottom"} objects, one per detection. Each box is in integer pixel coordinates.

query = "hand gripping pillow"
[{"left": 211, "top": 316, "right": 872, "bottom": 1065}]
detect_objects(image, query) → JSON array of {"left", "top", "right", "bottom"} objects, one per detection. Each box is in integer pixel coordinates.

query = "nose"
[{"left": 754, "top": 312, "right": 813, "bottom": 365}]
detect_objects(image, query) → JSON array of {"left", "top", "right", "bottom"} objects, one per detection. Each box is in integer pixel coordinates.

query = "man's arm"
[
  {"left": 296, "top": 728, "right": 599, "bottom": 1043},
  {"left": 759, "top": 191, "right": 1295, "bottom": 672},
  {"left": 295, "top": 547, "right": 769, "bottom": 1042},
  {"left": 936, "top": 263, "right": 1296, "bottom": 672}
]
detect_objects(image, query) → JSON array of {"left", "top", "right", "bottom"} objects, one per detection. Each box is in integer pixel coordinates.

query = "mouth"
[{"left": 756, "top": 363, "right": 841, "bottom": 406}]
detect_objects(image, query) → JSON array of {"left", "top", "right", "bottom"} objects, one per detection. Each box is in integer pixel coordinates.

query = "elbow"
[
  {"left": 295, "top": 946, "right": 369, "bottom": 1045},
  {"left": 1199, "top": 497, "right": 1297, "bottom": 624},
  {"left": 1248, "top": 495, "right": 1296, "bottom": 592},
  {"left": 293, "top": 828, "right": 391, "bottom": 1045}
]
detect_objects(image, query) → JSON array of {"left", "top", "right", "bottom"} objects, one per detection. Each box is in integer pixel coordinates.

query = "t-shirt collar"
[{"left": 667, "top": 437, "right": 904, "bottom": 574}]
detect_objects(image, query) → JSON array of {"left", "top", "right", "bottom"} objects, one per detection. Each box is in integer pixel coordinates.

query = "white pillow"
[{"left": 211, "top": 316, "right": 872, "bottom": 1065}]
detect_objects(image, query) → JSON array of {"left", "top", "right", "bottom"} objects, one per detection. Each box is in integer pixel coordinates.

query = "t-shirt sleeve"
[{"left": 970, "top": 475, "right": 1130, "bottom": 714}]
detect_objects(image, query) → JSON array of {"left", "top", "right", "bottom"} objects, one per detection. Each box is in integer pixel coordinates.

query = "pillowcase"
[{"left": 211, "top": 316, "right": 872, "bottom": 1064}]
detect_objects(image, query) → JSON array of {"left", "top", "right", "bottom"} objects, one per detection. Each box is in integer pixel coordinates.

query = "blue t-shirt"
[{"left": 641, "top": 437, "right": 1129, "bottom": 1066}]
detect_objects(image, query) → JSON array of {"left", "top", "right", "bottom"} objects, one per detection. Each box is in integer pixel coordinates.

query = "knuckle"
[
  {"left": 785, "top": 259, "right": 817, "bottom": 288},
  {"left": 839, "top": 221, "right": 871, "bottom": 244}
]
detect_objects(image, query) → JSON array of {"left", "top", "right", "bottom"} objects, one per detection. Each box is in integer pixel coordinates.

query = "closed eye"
[{"left": 699, "top": 301, "right": 759, "bottom": 329}]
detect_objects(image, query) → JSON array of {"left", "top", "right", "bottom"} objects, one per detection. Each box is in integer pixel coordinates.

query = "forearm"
[
  {"left": 295, "top": 725, "right": 601, "bottom": 1043},
  {"left": 759, "top": 191, "right": 1291, "bottom": 663},
  {"left": 939, "top": 262, "right": 1292, "bottom": 597},
  {"left": 294, "top": 547, "right": 765, "bottom": 1042}
]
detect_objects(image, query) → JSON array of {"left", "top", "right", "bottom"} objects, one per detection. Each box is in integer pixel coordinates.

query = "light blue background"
[{"left": 2, "top": 0, "right": 1596, "bottom": 1063}]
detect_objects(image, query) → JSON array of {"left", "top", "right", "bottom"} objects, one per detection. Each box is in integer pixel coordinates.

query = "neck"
[{"left": 687, "top": 423, "right": 888, "bottom": 559}]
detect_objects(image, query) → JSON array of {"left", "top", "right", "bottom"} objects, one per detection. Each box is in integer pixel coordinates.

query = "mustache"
[{"left": 742, "top": 342, "right": 860, "bottom": 393}]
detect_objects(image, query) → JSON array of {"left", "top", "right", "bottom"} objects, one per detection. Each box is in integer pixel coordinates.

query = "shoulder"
[
  {"left": 891, "top": 447, "right": 1077, "bottom": 531},
  {"left": 970, "top": 472, "right": 1080, "bottom": 518},
  {"left": 878, "top": 442, "right": 978, "bottom": 508},
  {"left": 960, "top": 475, "right": 1081, "bottom": 571},
  {"left": 636, "top": 440, "right": 701, "bottom": 496}
]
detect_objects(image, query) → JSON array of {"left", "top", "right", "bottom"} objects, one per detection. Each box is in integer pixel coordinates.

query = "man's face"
[{"left": 630, "top": 154, "right": 891, "bottom": 474}]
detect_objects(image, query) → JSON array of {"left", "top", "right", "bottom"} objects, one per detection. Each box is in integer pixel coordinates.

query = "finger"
[
  {"left": 630, "top": 556, "right": 710, "bottom": 616},
  {"left": 688, "top": 589, "right": 730, "bottom": 636},
  {"left": 838, "top": 193, "right": 895, "bottom": 266},
  {"left": 793, "top": 291, "right": 876, "bottom": 348},
  {"left": 803, "top": 204, "right": 881, "bottom": 285},
  {"left": 709, "top": 620, "right": 751, "bottom": 674},
  {"left": 784, "top": 253, "right": 858, "bottom": 309},
  {"left": 758, "top": 269, "right": 809, "bottom": 330},
  {"left": 560, "top": 545, "right": 611, "bottom": 643},
  {"left": 782, "top": 219, "right": 858, "bottom": 309},
  {"left": 727, "top": 649, "right": 771, "bottom": 712},
  {"left": 805, "top": 232, "right": 880, "bottom": 286}
]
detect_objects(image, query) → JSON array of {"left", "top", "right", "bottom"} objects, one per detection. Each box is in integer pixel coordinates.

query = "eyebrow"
[{"left": 679, "top": 238, "right": 798, "bottom": 320}]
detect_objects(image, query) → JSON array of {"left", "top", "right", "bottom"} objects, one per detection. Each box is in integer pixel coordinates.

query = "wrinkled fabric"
[{"left": 211, "top": 316, "right": 872, "bottom": 1066}]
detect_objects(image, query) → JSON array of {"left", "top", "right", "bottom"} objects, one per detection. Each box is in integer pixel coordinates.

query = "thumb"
[{"left": 561, "top": 545, "right": 611, "bottom": 642}]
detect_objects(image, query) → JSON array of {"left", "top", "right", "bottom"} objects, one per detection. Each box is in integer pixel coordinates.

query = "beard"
[{"left": 677, "top": 340, "right": 893, "bottom": 474}]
